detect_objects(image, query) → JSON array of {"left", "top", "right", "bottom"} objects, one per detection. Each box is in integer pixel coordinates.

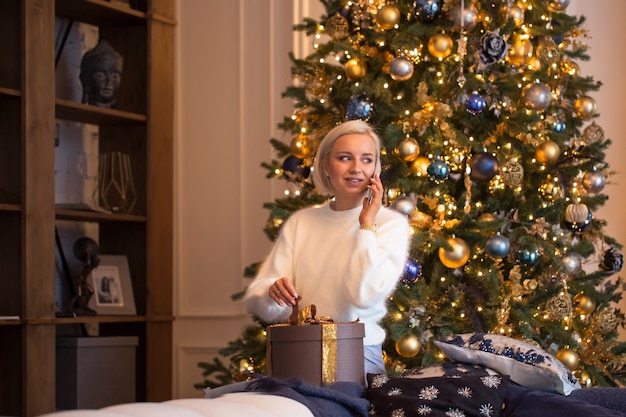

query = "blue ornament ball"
[
  {"left": 517, "top": 247, "right": 540, "bottom": 266},
  {"left": 485, "top": 234, "right": 510, "bottom": 258},
  {"left": 415, "top": 0, "right": 443, "bottom": 22},
  {"left": 469, "top": 152, "right": 499, "bottom": 181},
  {"left": 554, "top": 120, "right": 566, "bottom": 133},
  {"left": 552, "top": 20, "right": 564, "bottom": 45},
  {"left": 338, "top": 5, "right": 351, "bottom": 19},
  {"left": 427, "top": 160, "right": 450, "bottom": 182},
  {"left": 401, "top": 258, "right": 422, "bottom": 284},
  {"left": 282, "top": 155, "right": 304, "bottom": 175},
  {"left": 346, "top": 94, "right": 374, "bottom": 120},
  {"left": 465, "top": 92, "right": 486, "bottom": 115}
]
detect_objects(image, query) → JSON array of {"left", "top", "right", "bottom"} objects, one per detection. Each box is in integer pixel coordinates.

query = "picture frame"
[{"left": 87, "top": 255, "right": 136, "bottom": 315}]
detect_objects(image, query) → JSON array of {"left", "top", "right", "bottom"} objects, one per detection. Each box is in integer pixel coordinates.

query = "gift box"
[{"left": 266, "top": 322, "right": 365, "bottom": 386}]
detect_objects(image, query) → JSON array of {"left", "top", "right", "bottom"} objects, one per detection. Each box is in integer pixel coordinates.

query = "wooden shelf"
[
  {"left": 0, "top": 86, "right": 20, "bottom": 97},
  {"left": 0, "top": 203, "right": 20, "bottom": 212},
  {"left": 55, "top": 98, "right": 146, "bottom": 125},
  {"left": 55, "top": 0, "right": 147, "bottom": 26},
  {"left": 55, "top": 207, "right": 147, "bottom": 222}
]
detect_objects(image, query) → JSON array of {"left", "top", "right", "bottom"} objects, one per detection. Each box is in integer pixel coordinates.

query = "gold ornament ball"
[
  {"left": 478, "top": 213, "right": 496, "bottom": 222},
  {"left": 290, "top": 134, "right": 310, "bottom": 159},
  {"left": 395, "top": 137, "right": 420, "bottom": 162},
  {"left": 507, "top": 35, "right": 533, "bottom": 66},
  {"left": 573, "top": 292, "right": 596, "bottom": 315},
  {"left": 546, "top": 294, "right": 571, "bottom": 320},
  {"left": 539, "top": 179, "right": 563, "bottom": 201},
  {"left": 526, "top": 56, "right": 542, "bottom": 72},
  {"left": 535, "top": 140, "right": 560, "bottom": 164},
  {"left": 561, "top": 59, "right": 580, "bottom": 76},
  {"left": 428, "top": 33, "right": 453, "bottom": 59},
  {"left": 438, "top": 237, "right": 470, "bottom": 269},
  {"left": 230, "top": 357, "right": 256, "bottom": 382},
  {"left": 410, "top": 156, "right": 430, "bottom": 176},
  {"left": 383, "top": 349, "right": 392, "bottom": 366},
  {"left": 376, "top": 5, "right": 401, "bottom": 30},
  {"left": 345, "top": 58, "right": 367, "bottom": 81},
  {"left": 536, "top": 38, "right": 560, "bottom": 65},
  {"left": 325, "top": 13, "right": 349, "bottom": 41},
  {"left": 596, "top": 308, "right": 619, "bottom": 334},
  {"left": 574, "top": 95, "right": 597, "bottom": 119},
  {"left": 575, "top": 369, "right": 593, "bottom": 387},
  {"left": 501, "top": 159, "right": 524, "bottom": 187},
  {"left": 556, "top": 348, "right": 580, "bottom": 371},
  {"left": 505, "top": 4, "right": 525, "bottom": 26},
  {"left": 395, "top": 333, "right": 421, "bottom": 358}
]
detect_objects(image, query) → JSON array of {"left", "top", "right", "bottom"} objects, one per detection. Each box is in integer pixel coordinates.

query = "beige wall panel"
[{"left": 572, "top": 0, "right": 626, "bottom": 339}]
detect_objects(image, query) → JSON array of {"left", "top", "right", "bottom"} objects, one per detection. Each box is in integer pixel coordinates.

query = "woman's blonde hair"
[{"left": 311, "top": 120, "right": 382, "bottom": 195}]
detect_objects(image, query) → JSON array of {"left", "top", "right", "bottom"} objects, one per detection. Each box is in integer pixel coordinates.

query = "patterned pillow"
[
  {"left": 367, "top": 372, "right": 509, "bottom": 417},
  {"left": 401, "top": 362, "right": 500, "bottom": 379},
  {"left": 434, "top": 333, "right": 581, "bottom": 395}
]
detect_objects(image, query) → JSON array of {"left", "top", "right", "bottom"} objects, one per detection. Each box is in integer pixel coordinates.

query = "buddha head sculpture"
[{"left": 79, "top": 38, "right": 123, "bottom": 108}]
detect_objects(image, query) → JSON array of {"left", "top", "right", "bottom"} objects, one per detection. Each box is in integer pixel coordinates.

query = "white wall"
[
  {"left": 173, "top": 0, "right": 304, "bottom": 398},
  {"left": 173, "top": 0, "right": 626, "bottom": 398},
  {"left": 571, "top": 0, "right": 626, "bottom": 339}
]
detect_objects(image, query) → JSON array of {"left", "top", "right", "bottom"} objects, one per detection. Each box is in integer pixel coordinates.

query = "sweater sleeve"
[
  {"left": 243, "top": 221, "right": 294, "bottom": 323},
  {"left": 344, "top": 211, "right": 410, "bottom": 308}
]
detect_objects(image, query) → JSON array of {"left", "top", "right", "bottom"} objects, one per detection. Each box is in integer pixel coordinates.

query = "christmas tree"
[{"left": 197, "top": 0, "right": 626, "bottom": 389}]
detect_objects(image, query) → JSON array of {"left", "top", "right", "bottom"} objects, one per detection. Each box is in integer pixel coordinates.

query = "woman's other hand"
[{"left": 269, "top": 277, "right": 298, "bottom": 306}]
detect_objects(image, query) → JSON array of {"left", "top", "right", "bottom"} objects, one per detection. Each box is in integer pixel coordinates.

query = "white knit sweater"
[{"left": 244, "top": 201, "right": 410, "bottom": 345}]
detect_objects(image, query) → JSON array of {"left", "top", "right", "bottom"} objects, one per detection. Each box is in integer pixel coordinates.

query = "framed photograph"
[{"left": 87, "top": 255, "right": 136, "bottom": 315}]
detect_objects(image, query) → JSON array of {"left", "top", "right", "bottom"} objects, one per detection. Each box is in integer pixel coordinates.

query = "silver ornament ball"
[
  {"left": 582, "top": 171, "right": 606, "bottom": 193},
  {"left": 485, "top": 234, "right": 510, "bottom": 259},
  {"left": 389, "top": 57, "right": 414, "bottom": 81},
  {"left": 392, "top": 196, "right": 416, "bottom": 216},
  {"left": 451, "top": 3, "right": 478, "bottom": 31},
  {"left": 523, "top": 82, "right": 551, "bottom": 112},
  {"left": 562, "top": 252, "right": 583, "bottom": 275}
]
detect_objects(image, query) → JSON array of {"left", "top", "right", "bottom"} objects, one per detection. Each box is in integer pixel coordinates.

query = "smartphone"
[{"left": 366, "top": 177, "right": 374, "bottom": 205}]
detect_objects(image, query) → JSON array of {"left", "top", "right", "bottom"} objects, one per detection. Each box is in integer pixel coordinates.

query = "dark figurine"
[
  {"left": 68, "top": 237, "right": 101, "bottom": 316},
  {"left": 79, "top": 38, "right": 123, "bottom": 108}
]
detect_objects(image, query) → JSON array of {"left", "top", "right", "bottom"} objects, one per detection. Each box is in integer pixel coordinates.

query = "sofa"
[{"left": 38, "top": 393, "right": 314, "bottom": 417}]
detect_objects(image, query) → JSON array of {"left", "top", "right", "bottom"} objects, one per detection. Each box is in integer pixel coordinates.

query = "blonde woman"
[{"left": 245, "top": 120, "right": 410, "bottom": 376}]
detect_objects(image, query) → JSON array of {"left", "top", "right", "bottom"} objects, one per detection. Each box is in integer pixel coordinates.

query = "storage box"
[
  {"left": 56, "top": 336, "right": 138, "bottom": 409},
  {"left": 267, "top": 323, "right": 365, "bottom": 386}
]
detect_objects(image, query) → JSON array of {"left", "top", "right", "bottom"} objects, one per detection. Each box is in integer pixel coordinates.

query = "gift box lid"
[{"left": 268, "top": 322, "right": 365, "bottom": 342}]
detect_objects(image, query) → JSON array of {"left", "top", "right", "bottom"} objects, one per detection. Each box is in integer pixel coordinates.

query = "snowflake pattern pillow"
[
  {"left": 434, "top": 333, "right": 581, "bottom": 395},
  {"left": 401, "top": 362, "right": 500, "bottom": 379},
  {"left": 366, "top": 372, "right": 509, "bottom": 417}
]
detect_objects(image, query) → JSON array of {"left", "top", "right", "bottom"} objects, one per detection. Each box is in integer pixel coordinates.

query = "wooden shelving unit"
[{"left": 0, "top": 1, "right": 175, "bottom": 415}]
